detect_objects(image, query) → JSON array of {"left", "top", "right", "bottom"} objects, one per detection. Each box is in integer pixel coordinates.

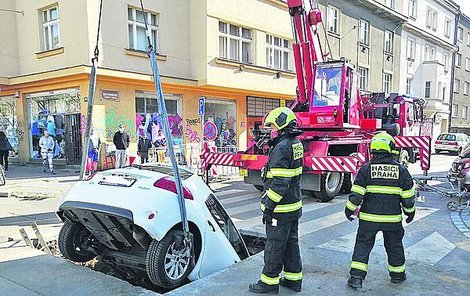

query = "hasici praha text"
[{"left": 370, "top": 164, "right": 399, "bottom": 180}]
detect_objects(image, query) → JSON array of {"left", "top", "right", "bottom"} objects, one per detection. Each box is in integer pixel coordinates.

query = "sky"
[{"left": 454, "top": 0, "right": 470, "bottom": 16}]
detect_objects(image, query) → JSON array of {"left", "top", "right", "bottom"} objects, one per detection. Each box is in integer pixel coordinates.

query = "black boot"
[
  {"left": 248, "top": 282, "right": 279, "bottom": 294},
  {"left": 391, "top": 273, "right": 406, "bottom": 284},
  {"left": 280, "top": 278, "right": 301, "bottom": 292},
  {"left": 347, "top": 276, "right": 363, "bottom": 289}
]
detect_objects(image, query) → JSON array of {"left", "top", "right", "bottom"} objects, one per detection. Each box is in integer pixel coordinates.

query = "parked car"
[
  {"left": 56, "top": 164, "right": 249, "bottom": 289},
  {"left": 448, "top": 144, "right": 470, "bottom": 191},
  {"left": 435, "top": 133, "right": 469, "bottom": 155}
]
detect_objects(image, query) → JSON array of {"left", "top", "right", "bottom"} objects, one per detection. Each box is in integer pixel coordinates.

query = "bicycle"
[{"left": 414, "top": 175, "right": 470, "bottom": 211}]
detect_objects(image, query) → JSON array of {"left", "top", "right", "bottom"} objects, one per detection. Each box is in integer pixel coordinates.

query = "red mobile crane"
[{"left": 201, "top": 0, "right": 432, "bottom": 201}]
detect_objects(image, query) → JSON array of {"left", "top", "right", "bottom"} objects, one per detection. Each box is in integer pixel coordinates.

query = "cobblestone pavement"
[{"left": 451, "top": 210, "right": 470, "bottom": 239}]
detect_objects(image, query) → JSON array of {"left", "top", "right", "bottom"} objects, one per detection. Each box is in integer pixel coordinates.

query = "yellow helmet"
[
  {"left": 264, "top": 107, "right": 297, "bottom": 130},
  {"left": 370, "top": 132, "right": 396, "bottom": 154}
]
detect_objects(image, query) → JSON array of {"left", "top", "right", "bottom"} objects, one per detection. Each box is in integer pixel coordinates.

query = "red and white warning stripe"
[
  {"left": 310, "top": 156, "right": 358, "bottom": 173},
  {"left": 201, "top": 143, "right": 236, "bottom": 169},
  {"left": 394, "top": 136, "right": 431, "bottom": 170}
]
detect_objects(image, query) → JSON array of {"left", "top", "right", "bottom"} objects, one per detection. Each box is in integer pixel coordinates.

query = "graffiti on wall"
[
  {"left": 136, "top": 113, "right": 183, "bottom": 146},
  {"left": 185, "top": 118, "right": 201, "bottom": 143},
  {"left": 105, "top": 108, "right": 135, "bottom": 139}
]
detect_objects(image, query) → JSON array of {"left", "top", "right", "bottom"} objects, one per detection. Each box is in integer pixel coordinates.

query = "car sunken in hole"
[{"left": 56, "top": 164, "right": 250, "bottom": 289}]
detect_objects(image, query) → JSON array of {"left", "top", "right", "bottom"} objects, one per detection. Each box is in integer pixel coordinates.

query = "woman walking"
[{"left": 0, "top": 131, "right": 12, "bottom": 171}]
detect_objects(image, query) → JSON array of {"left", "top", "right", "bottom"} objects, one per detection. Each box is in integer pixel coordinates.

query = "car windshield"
[
  {"left": 437, "top": 134, "right": 456, "bottom": 141},
  {"left": 312, "top": 64, "right": 343, "bottom": 107}
]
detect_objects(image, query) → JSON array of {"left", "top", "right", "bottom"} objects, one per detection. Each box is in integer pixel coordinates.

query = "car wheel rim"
[
  {"left": 73, "top": 227, "right": 91, "bottom": 255},
  {"left": 164, "top": 242, "right": 191, "bottom": 280},
  {"left": 326, "top": 172, "right": 341, "bottom": 192}
]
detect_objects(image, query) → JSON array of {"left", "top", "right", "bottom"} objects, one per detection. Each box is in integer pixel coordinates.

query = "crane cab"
[{"left": 296, "top": 60, "right": 360, "bottom": 130}]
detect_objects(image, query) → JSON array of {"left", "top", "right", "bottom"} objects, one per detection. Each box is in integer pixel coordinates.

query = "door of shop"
[{"left": 63, "top": 114, "right": 81, "bottom": 165}]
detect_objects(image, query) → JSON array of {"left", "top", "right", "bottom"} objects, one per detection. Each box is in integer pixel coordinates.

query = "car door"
[{"left": 198, "top": 194, "right": 250, "bottom": 277}]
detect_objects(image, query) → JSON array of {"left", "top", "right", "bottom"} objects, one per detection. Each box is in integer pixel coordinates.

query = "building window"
[
  {"left": 443, "top": 86, "right": 447, "bottom": 101},
  {"left": 424, "top": 81, "right": 431, "bottom": 98},
  {"left": 219, "top": 21, "right": 252, "bottom": 64},
  {"left": 426, "top": 7, "right": 437, "bottom": 30},
  {"left": 452, "top": 104, "right": 458, "bottom": 117},
  {"left": 455, "top": 79, "right": 460, "bottom": 93},
  {"left": 327, "top": 6, "right": 340, "bottom": 34},
  {"left": 266, "top": 35, "right": 291, "bottom": 71},
  {"left": 466, "top": 58, "right": 470, "bottom": 71},
  {"left": 359, "top": 20, "right": 369, "bottom": 45},
  {"left": 458, "top": 27, "right": 464, "bottom": 42},
  {"left": 128, "top": 7, "right": 158, "bottom": 52},
  {"left": 385, "top": 0, "right": 395, "bottom": 9},
  {"left": 443, "top": 53, "right": 449, "bottom": 72},
  {"left": 457, "top": 53, "right": 462, "bottom": 67},
  {"left": 383, "top": 73, "right": 392, "bottom": 93},
  {"left": 247, "top": 97, "right": 280, "bottom": 117},
  {"left": 424, "top": 44, "right": 435, "bottom": 61},
  {"left": 444, "top": 18, "right": 451, "bottom": 37},
  {"left": 408, "top": 0, "right": 417, "bottom": 19},
  {"left": 463, "top": 106, "right": 469, "bottom": 119},
  {"left": 465, "top": 82, "right": 470, "bottom": 95},
  {"left": 406, "top": 78, "right": 412, "bottom": 94},
  {"left": 41, "top": 6, "right": 60, "bottom": 51},
  {"left": 384, "top": 31, "right": 393, "bottom": 53},
  {"left": 406, "top": 37, "right": 416, "bottom": 60},
  {"left": 358, "top": 67, "right": 368, "bottom": 90}
]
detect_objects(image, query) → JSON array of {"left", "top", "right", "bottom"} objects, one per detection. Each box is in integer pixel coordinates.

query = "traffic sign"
[
  {"left": 198, "top": 97, "right": 205, "bottom": 116},
  {"left": 204, "top": 121, "right": 217, "bottom": 141}
]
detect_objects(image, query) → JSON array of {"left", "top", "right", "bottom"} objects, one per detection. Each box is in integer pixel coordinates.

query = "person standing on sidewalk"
[
  {"left": 249, "top": 107, "right": 304, "bottom": 294},
  {"left": 137, "top": 133, "right": 152, "bottom": 164},
  {"left": 113, "top": 124, "right": 130, "bottom": 168},
  {"left": 0, "top": 131, "right": 12, "bottom": 171},
  {"left": 39, "top": 130, "right": 55, "bottom": 175},
  {"left": 87, "top": 129, "right": 101, "bottom": 174},
  {"left": 345, "top": 132, "right": 416, "bottom": 289}
]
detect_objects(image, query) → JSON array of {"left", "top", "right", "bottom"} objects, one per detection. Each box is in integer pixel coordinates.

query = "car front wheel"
[
  {"left": 146, "top": 230, "right": 194, "bottom": 289},
  {"left": 58, "top": 221, "right": 96, "bottom": 262}
]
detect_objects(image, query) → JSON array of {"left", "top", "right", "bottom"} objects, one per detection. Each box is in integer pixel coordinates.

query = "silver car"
[{"left": 435, "top": 133, "right": 469, "bottom": 155}]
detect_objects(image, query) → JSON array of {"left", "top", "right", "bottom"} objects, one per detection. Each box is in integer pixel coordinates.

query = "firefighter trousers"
[
  {"left": 260, "top": 220, "right": 302, "bottom": 287},
  {"left": 350, "top": 226, "right": 405, "bottom": 279}
]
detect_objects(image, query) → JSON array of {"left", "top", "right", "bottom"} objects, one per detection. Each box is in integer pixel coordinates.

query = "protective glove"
[
  {"left": 345, "top": 207, "right": 354, "bottom": 221},
  {"left": 405, "top": 211, "right": 415, "bottom": 224},
  {"left": 262, "top": 207, "right": 274, "bottom": 225}
]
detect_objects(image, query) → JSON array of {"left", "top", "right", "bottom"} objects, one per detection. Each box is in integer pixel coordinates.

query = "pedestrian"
[
  {"left": 137, "top": 133, "right": 152, "bottom": 164},
  {"left": 87, "top": 129, "right": 101, "bottom": 174},
  {"left": 113, "top": 124, "right": 130, "bottom": 168},
  {"left": 39, "top": 130, "right": 55, "bottom": 175},
  {"left": 249, "top": 107, "right": 304, "bottom": 294},
  {"left": 0, "top": 131, "right": 12, "bottom": 171},
  {"left": 345, "top": 132, "right": 416, "bottom": 289}
]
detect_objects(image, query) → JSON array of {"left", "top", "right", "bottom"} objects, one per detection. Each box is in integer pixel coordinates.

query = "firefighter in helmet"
[
  {"left": 345, "top": 132, "right": 416, "bottom": 288},
  {"left": 249, "top": 107, "right": 304, "bottom": 294}
]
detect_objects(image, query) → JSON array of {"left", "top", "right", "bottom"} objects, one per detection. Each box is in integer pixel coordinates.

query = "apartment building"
[
  {"left": 397, "top": 0, "right": 459, "bottom": 137},
  {"left": 315, "top": 0, "right": 406, "bottom": 93},
  {"left": 0, "top": 0, "right": 297, "bottom": 164},
  {"left": 450, "top": 13, "right": 470, "bottom": 134}
]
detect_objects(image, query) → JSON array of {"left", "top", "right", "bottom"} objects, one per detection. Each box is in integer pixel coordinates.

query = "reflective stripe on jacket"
[
  {"left": 261, "top": 132, "right": 303, "bottom": 222},
  {"left": 345, "top": 153, "right": 416, "bottom": 230}
]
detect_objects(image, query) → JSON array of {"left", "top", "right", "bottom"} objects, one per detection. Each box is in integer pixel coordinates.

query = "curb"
[{"left": 450, "top": 210, "right": 470, "bottom": 239}]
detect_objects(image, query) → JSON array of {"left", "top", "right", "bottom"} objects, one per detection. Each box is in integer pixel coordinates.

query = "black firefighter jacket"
[
  {"left": 261, "top": 131, "right": 304, "bottom": 223},
  {"left": 346, "top": 153, "right": 416, "bottom": 230}
]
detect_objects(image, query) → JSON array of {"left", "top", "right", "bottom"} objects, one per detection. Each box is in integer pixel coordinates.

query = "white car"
[
  {"left": 435, "top": 133, "right": 469, "bottom": 155},
  {"left": 56, "top": 164, "right": 249, "bottom": 289}
]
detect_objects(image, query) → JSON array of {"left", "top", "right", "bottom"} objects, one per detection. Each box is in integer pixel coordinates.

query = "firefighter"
[
  {"left": 345, "top": 132, "right": 416, "bottom": 289},
  {"left": 249, "top": 107, "right": 304, "bottom": 294}
]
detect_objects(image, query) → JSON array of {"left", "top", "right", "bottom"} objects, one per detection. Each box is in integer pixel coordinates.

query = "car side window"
[{"left": 205, "top": 194, "right": 249, "bottom": 260}]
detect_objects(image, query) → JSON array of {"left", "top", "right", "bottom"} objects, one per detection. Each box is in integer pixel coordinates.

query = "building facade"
[
  {"left": 397, "top": 0, "right": 459, "bottom": 138},
  {"left": 0, "top": 0, "right": 298, "bottom": 165},
  {"left": 451, "top": 13, "right": 470, "bottom": 134}
]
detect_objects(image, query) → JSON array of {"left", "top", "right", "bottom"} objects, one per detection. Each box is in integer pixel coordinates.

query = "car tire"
[
  {"left": 314, "top": 172, "right": 344, "bottom": 202},
  {"left": 254, "top": 185, "right": 264, "bottom": 192},
  {"left": 146, "top": 230, "right": 194, "bottom": 289},
  {"left": 58, "top": 221, "right": 96, "bottom": 262}
]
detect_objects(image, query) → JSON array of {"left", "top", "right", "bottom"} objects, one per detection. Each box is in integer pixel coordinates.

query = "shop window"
[
  {"left": 40, "top": 6, "right": 60, "bottom": 51},
  {"left": 204, "top": 99, "right": 237, "bottom": 149},
  {"left": 135, "top": 92, "right": 183, "bottom": 154},
  {"left": 26, "top": 89, "right": 81, "bottom": 164},
  {"left": 0, "top": 97, "right": 19, "bottom": 158},
  {"left": 247, "top": 97, "right": 280, "bottom": 117},
  {"left": 128, "top": 7, "right": 158, "bottom": 52}
]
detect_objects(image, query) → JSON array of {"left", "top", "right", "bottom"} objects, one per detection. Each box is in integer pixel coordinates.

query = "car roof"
[{"left": 129, "top": 163, "right": 194, "bottom": 180}]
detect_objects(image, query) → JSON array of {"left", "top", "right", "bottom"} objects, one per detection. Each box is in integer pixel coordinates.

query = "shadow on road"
[{"left": 0, "top": 212, "right": 60, "bottom": 227}]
